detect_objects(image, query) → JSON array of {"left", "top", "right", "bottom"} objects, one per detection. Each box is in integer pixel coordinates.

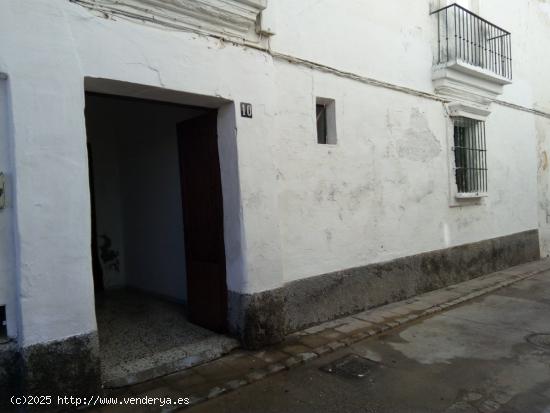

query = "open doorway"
[{"left": 84, "top": 92, "right": 238, "bottom": 386}]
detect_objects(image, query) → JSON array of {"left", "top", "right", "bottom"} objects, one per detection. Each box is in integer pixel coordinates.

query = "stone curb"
[{"left": 100, "top": 260, "right": 550, "bottom": 412}]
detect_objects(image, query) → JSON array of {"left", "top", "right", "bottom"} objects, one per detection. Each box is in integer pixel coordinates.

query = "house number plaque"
[{"left": 240, "top": 102, "right": 253, "bottom": 118}]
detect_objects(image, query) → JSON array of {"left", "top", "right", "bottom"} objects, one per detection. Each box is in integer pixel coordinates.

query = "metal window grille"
[
  {"left": 431, "top": 4, "right": 512, "bottom": 80},
  {"left": 316, "top": 104, "right": 327, "bottom": 144},
  {"left": 453, "top": 117, "right": 487, "bottom": 194}
]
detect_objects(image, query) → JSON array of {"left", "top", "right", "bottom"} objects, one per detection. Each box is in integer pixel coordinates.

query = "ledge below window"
[
  {"left": 456, "top": 192, "right": 488, "bottom": 199},
  {"left": 450, "top": 193, "right": 487, "bottom": 207}
]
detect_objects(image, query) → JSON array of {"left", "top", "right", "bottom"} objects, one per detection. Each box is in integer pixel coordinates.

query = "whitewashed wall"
[
  {"left": 269, "top": 0, "right": 546, "bottom": 280},
  {"left": 274, "top": 63, "right": 539, "bottom": 282},
  {"left": 0, "top": 0, "right": 547, "bottom": 346},
  {"left": 523, "top": 1, "right": 550, "bottom": 257},
  {"left": 0, "top": 0, "right": 282, "bottom": 346},
  {"left": 0, "top": 78, "right": 18, "bottom": 339}
]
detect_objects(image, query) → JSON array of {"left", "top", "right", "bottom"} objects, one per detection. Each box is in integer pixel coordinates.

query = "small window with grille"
[
  {"left": 316, "top": 104, "right": 327, "bottom": 144},
  {"left": 452, "top": 117, "right": 487, "bottom": 196},
  {"left": 315, "top": 97, "right": 337, "bottom": 145}
]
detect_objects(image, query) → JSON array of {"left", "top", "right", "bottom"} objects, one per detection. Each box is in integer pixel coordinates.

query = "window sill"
[
  {"left": 450, "top": 192, "right": 486, "bottom": 207},
  {"left": 455, "top": 192, "right": 488, "bottom": 201},
  {"left": 455, "top": 192, "right": 487, "bottom": 199}
]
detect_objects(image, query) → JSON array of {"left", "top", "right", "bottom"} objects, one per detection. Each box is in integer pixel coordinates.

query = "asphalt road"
[{"left": 188, "top": 271, "right": 550, "bottom": 413}]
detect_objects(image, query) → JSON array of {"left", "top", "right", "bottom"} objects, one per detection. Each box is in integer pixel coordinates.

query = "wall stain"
[
  {"left": 540, "top": 150, "right": 548, "bottom": 173},
  {"left": 386, "top": 109, "right": 401, "bottom": 135},
  {"left": 314, "top": 182, "right": 341, "bottom": 203},
  {"left": 245, "top": 190, "right": 265, "bottom": 209},
  {"left": 324, "top": 229, "right": 333, "bottom": 243},
  {"left": 536, "top": 117, "right": 550, "bottom": 257},
  {"left": 412, "top": 183, "right": 435, "bottom": 204},
  {"left": 348, "top": 183, "right": 376, "bottom": 212}
]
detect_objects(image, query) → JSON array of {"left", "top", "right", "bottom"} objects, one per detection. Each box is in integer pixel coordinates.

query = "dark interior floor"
[{"left": 95, "top": 289, "right": 239, "bottom": 387}]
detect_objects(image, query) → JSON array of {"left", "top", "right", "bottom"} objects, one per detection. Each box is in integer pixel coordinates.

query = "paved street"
[{"left": 187, "top": 270, "right": 550, "bottom": 413}]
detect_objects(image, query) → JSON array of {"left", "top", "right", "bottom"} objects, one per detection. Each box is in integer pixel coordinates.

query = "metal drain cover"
[
  {"left": 526, "top": 333, "right": 550, "bottom": 350},
  {"left": 320, "top": 354, "right": 379, "bottom": 379}
]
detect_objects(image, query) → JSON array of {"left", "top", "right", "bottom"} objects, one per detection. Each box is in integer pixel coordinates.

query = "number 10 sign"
[{"left": 240, "top": 102, "right": 253, "bottom": 118}]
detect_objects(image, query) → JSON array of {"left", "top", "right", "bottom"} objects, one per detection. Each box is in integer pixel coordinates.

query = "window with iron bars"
[{"left": 452, "top": 117, "right": 487, "bottom": 195}]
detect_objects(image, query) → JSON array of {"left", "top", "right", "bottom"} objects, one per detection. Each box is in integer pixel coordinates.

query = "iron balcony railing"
[{"left": 431, "top": 3, "right": 512, "bottom": 80}]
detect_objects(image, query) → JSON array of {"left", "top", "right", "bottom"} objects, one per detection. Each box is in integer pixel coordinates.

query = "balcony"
[
  {"left": 431, "top": 4, "right": 512, "bottom": 80},
  {"left": 431, "top": 3, "right": 512, "bottom": 110}
]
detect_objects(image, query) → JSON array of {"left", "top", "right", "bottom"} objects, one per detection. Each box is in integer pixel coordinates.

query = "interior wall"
[
  {"left": 86, "top": 99, "right": 126, "bottom": 289},
  {"left": 85, "top": 94, "right": 206, "bottom": 302}
]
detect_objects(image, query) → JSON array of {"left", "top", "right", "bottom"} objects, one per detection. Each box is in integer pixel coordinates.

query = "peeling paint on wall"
[
  {"left": 397, "top": 108, "right": 442, "bottom": 162},
  {"left": 536, "top": 116, "right": 550, "bottom": 257}
]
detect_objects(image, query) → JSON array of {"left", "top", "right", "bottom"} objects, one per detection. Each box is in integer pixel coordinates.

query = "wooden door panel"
[
  {"left": 177, "top": 111, "right": 227, "bottom": 332},
  {"left": 186, "top": 260, "right": 225, "bottom": 329}
]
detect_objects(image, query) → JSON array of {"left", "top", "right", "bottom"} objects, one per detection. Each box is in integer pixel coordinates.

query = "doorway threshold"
[{"left": 96, "top": 289, "right": 239, "bottom": 388}]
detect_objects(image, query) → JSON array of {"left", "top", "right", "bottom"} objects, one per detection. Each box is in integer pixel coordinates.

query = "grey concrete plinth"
[
  {"left": 22, "top": 332, "right": 102, "bottom": 401},
  {"left": 282, "top": 229, "right": 539, "bottom": 332},
  {"left": 0, "top": 341, "right": 22, "bottom": 410}
]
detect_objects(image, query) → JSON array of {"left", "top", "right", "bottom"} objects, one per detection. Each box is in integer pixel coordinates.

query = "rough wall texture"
[
  {"left": 283, "top": 230, "right": 540, "bottom": 332},
  {"left": 228, "top": 290, "right": 286, "bottom": 350},
  {"left": 233, "top": 229, "right": 540, "bottom": 347},
  {"left": 21, "top": 332, "right": 102, "bottom": 400},
  {"left": 536, "top": 116, "right": 550, "bottom": 257},
  {"left": 0, "top": 342, "right": 21, "bottom": 410}
]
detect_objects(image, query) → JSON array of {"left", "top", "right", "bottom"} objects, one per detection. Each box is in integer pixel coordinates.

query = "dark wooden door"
[{"left": 177, "top": 111, "right": 227, "bottom": 332}]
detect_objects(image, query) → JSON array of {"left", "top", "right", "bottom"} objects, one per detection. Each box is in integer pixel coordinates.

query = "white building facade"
[{"left": 0, "top": 0, "right": 549, "bottom": 398}]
